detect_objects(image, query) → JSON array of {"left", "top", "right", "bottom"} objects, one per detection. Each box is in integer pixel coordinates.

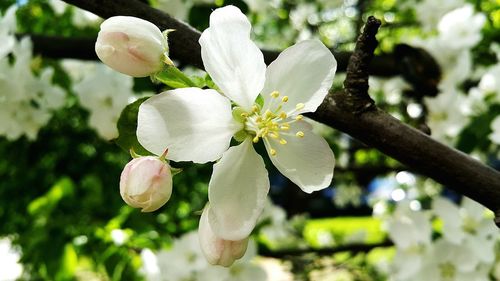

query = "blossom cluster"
[
  {"left": 0, "top": 6, "right": 65, "bottom": 141},
  {"left": 100, "top": 5, "right": 337, "bottom": 266},
  {"left": 383, "top": 197, "right": 499, "bottom": 281}
]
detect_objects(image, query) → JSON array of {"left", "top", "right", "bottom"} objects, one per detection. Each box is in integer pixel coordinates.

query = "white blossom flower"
[
  {"left": 0, "top": 238, "right": 23, "bottom": 280},
  {"left": 405, "top": 238, "right": 487, "bottom": 281},
  {"left": 432, "top": 197, "right": 498, "bottom": 265},
  {"left": 437, "top": 4, "right": 486, "bottom": 50},
  {"left": 72, "top": 63, "right": 136, "bottom": 140},
  {"left": 48, "top": 0, "right": 100, "bottom": 27},
  {"left": 141, "top": 232, "right": 207, "bottom": 281},
  {"left": 0, "top": 38, "right": 65, "bottom": 140},
  {"left": 386, "top": 201, "right": 432, "bottom": 280},
  {"left": 424, "top": 89, "right": 469, "bottom": 144},
  {"left": 137, "top": 5, "right": 336, "bottom": 243},
  {"left": 489, "top": 116, "right": 500, "bottom": 145},
  {"left": 414, "top": 0, "right": 464, "bottom": 31},
  {"left": 0, "top": 5, "right": 17, "bottom": 60}
]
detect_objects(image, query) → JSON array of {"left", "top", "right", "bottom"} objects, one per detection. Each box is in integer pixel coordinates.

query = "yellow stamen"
[
  {"left": 270, "top": 149, "right": 277, "bottom": 156},
  {"left": 295, "top": 115, "right": 303, "bottom": 121},
  {"left": 279, "top": 139, "right": 287, "bottom": 145},
  {"left": 279, "top": 111, "right": 287, "bottom": 119},
  {"left": 252, "top": 105, "right": 259, "bottom": 112},
  {"left": 296, "top": 103, "right": 305, "bottom": 110},
  {"left": 296, "top": 131, "right": 305, "bottom": 138},
  {"left": 240, "top": 112, "right": 248, "bottom": 118},
  {"left": 281, "top": 96, "right": 289, "bottom": 102},
  {"left": 270, "top": 91, "right": 280, "bottom": 98},
  {"left": 253, "top": 136, "right": 259, "bottom": 143},
  {"left": 269, "top": 132, "right": 279, "bottom": 139}
]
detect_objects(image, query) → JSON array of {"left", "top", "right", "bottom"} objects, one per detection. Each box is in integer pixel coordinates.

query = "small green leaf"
[{"left": 114, "top": 97, "right": 152, "bottom": 156}]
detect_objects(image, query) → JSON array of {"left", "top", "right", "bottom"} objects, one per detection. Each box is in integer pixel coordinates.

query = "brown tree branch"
[
  {"left": 61, "top": 0, "right": 500, "bottom": 223},
  {"left": 24, "top": 35, "right": 398, "bottom": 76}
]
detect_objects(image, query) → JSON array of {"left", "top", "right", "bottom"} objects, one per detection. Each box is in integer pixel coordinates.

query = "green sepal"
[
  {"left": 152, "top": 65, "right": 197, "bottom": 88},
  {"left": 170, "top": 167, "right": 183, "bottom": 177},
  {"left": 255, "top": 94, "right": 264, "bottom": 108},
  {"left": 113, "top": 97, "right": 152, "bottom": 156},
  {"left": 232, "top": 106, "right": 248, "bottom": 123},
  {"left": 233, "top": 130, "right": 249, "bottom": 142}
]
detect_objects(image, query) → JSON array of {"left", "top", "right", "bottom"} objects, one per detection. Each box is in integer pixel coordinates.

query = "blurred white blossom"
[
  {"left": 0, "top": 5, "right": 17, "bottom": 60},
  {"left": 0, "top": 38, "right": 65, "bottom": 140},
  {"left": 437, "top": 4, "right": 486, "bottom": 50},
  {"left": 71, "top": 62, "right": 137, "bottom": 140},
  {"left": 414, "top": 0, "right": 464, "bottom": 31}
]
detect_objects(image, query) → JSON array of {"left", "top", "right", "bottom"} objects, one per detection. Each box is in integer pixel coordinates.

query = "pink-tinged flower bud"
[
  {"left": 198, "top": 205, "right": 249, "bottom": 267},
  {"left": 120, "top": 156, "right": 172, "bottom": 212},
  {"left": 95, "top": 16, "right": 170, "bottom": 77}
]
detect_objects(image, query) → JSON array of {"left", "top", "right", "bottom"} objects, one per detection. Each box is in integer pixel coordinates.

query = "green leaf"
[
  {"left": 55, "top": 244, "right": 78, "bottom": 281},
  {"left": 28, "top": 177, "right": 75, "bottom": 216},
  {"left": 114, "top": 97, "right": 152, "bottom": 156}
]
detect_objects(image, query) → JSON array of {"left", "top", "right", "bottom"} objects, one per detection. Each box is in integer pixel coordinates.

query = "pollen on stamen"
[
  {"left": 270, "top": 91, "right": 280, "bottom": 98},
  {"left": 270, "top": 149, "right": 277, "bottom": 156},
  {"left": 252, "top": 105, "right": 259, "bottom": 112},
  {"left": 281, "top": 96, "right": 289, "bottom": 102},
  {"left": 279, "top": 112, "right": 287, "bottom": 119},
  {"left": 240, "top": 112, "right": 248, "bottom": 118},
  {"left": 279, "top": 139, "right": 287, "bottom": 145},
  {"left": 253, "top": 136, "right": 259, "bottom": 143},
  {"left": 269, "top": 132, "right": 279, "bottom": 139},
  {"left": 295, "top": 115, "right": 303, "bottom": 121},
  {"left": 296, "top": 131, "right": 305, "bottom": 138}
]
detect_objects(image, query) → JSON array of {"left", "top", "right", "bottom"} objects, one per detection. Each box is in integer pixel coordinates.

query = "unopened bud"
[
  {"left": 95, "top": 16, "right": 170, "bottom": 77},
  {"left": 119, "top": 156, "right": 172, "bottom": 212},
  {"left": 198, "top": 205, "right": 248, "bottom": 267}
]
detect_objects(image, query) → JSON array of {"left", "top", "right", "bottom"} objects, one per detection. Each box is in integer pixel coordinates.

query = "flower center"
[
  {"left": 233, "top": 90, "right": 306, "bottom": 156},
  {"left": 439, "top": 262, "right": 455, "bottom": 280}
]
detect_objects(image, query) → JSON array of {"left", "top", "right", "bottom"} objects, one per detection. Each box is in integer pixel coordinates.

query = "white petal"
[
  {"left": 199, "top": 6, "right": 266, "bottom": 110},
  {"left": 208, "top": 138, "right": 269, "bottom": 240},
  {"left": 198, "top": 205, "right": 249, "bottom": 267},
  {"left": 137, "top": 88, "right": 241, "bottom": 163},
  {"left": 262, "top": 39, "right": 336, "bottom": 114},
  {"left": 264, "top": 120, "right": 334, "bottom": 193}
]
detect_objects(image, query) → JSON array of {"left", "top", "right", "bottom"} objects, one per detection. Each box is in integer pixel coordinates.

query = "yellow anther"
[
  {"left": 279, "top": 139, "right": 287, "bottom": 145},
  {"left": 270, "top": 91, "right": 280, "bottom": 98},
  {"left": 270, "top": 149, "right": 277, "bottom": 156},
  {"left": 265, "top": 110, "right": 274, "bottom": 119},
  {"left": 295, "top": 103, "right": 305, "bottom": 110},
  {"left": 269, "top": 132, "right": 279, "bottom": 139},
  {"left": 279, "top": 111, "right": 287, "bottom": 119},
  {"left": 240, "top": 112, "right": 248, "bottom": 118},
  {"left": 281, "top": 96, "right": 289, "bottom": 102},
  {"left": 280, "top": 124, "right": 290, "bottom": 130},
  {"left": 253, "top": 136, "right": 259, "bottom": 143},
  {"left": 295, "top": 115, "right": 303, "bottom": 121},
  {"left": 296, "top": 131, "right": 305, "bottom": 138},
  {"left": 252, "top": 105, "right": 259, "bottom": 112},
  {"left": 256, "top": 116, "right": 262, "bottom": 122}
]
